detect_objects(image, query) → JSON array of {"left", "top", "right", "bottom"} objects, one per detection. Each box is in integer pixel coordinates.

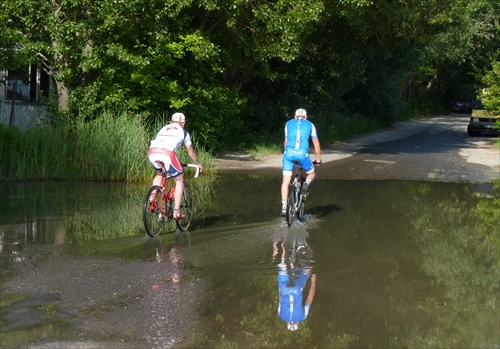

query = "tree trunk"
[
  {"left": 56, "top": 79, "right": 69, "bottom": 111},
  {"left": 9, "top": 77, "right": 18, "bottom": 127}
]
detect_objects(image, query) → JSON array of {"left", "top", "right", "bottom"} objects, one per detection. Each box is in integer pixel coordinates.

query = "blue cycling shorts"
[{"left": 282, "top": 148, "right": 314, "bottom": 173}]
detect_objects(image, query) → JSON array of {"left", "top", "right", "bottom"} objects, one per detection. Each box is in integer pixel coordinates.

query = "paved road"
[{"left": 214, "top": 114, "right": 500, "bottom": 183}]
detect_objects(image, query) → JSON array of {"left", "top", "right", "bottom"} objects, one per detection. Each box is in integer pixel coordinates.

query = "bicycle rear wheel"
[
  {"left": 175, "top": 182, "right": 193, "bottom": 231},
  {"left": 297, "top": 178, "right": 306, "bottom": 221},
  {"left": 286, "top": 182, "right": 297, "bottom": 226},
  {"left": 297, "top": 197, "right": 305, "bottom": 221},
  {"left": 143, "top": 185, "right": 166, "bottom": 237}
]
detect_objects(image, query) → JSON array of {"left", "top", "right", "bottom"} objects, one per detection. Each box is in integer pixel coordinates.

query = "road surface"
[{"left": 213, "top": 115, "right": 500, "bottom": 183}]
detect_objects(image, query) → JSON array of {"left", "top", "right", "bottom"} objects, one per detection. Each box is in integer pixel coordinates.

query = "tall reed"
[{"left": 0, "top": 110, "right": 213, "bottom": 182}]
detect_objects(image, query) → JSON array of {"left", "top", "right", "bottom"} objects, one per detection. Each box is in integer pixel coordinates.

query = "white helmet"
[
  {"left": 294, "top": 108, "right": 307, "bottom": 118},
  {"left": 171, "top": 112, "right": 186, "bottom": 123}
]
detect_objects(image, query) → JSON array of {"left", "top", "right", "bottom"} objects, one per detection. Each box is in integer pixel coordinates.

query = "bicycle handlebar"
[
  {"left": 183, "top": 163, "right": 200, "bottom": 178},
  {"left": 292, "top": 160, "right": 322, "bottom": 166}
]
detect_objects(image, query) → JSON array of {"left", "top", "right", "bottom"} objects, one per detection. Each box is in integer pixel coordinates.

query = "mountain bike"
[
  {"left": 143, "top": 162, "right": 200, "bottom": 237},
  {"left": 286, "top": 160, "right": 320, "bottom": 226},
  {"left": 286, "top": 161, "right": 306, "bottom": 226}
]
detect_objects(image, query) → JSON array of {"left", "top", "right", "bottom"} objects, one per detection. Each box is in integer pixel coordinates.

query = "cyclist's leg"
[
  {"left": 281, "top": 172, "right": 292, "bottom": 201},
  {"left": 166, "top": 153, "right": 184, "bottom": 214},
  {"left": 299, "top": 154, "right": 315, "bottom": 195},
  {"left": 176, "top": 182, "right": 193, "bottom": 230},
  {"left": 299, "top": 155, "right": 315, "bottom": 181},
  {"left": 172, "top": 174, "right": 184, "bottom": 211},
  {"left": 304, "top": 167, "right": 316, "bottom": 182},
  {"left": 148, "top": 153, "right": 168, "bottom": 186},
  {"left": 282, "top": 153, "right": 294, "bottom": 214},
  {"left": 281, "top": 173, "right": 292, "bottom": 215}
]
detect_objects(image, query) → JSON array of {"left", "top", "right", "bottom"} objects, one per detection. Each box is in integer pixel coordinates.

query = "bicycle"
[
  {"left": 143, "top": 162, "right": 200, "bottom": 237},
  {"left": 286, "top": 160, "right": 320, "bottom": 226}
]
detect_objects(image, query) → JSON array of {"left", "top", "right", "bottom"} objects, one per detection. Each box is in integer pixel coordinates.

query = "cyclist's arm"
[
  {"left": 186, "top": 144, "right": 203, "bottom": 173},
  {"left": 283, "top": 123, "right": 289, "bottom": 150},
  {"left": 312, "top": 137, "right": 321, "bottom": 164},
  {"left": 305, "top": 274, "right": 316, "bottom": 305}
]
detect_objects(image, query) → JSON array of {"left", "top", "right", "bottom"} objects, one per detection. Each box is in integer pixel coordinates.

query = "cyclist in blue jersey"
[
  {"left": 273, "top": 222, "right": 316, "bottom": 331},
  {"left": 281, "top": 108, "right": 322, "bottom": 216},
  {"left": 278, "top": 269, "right": 317, "bottom": 331}
]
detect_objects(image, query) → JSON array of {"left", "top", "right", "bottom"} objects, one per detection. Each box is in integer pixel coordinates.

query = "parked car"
[
  {"left": 450, "top": 97, "right": 473, "bottom": 113},
  {"left": 467, "top": 100, "right": 500, "bottom": 136}
]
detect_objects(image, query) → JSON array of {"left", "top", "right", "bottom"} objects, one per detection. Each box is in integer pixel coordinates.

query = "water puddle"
[{"left": 1, "top": 177, "right": 498, "bottom": 348}]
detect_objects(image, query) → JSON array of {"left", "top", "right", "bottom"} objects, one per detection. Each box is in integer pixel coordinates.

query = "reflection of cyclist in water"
[
  {"left": 273, "top": 222, "right": 316, "bottom": 331},
  {"left": 143, "top": 233, "right": 189, "bottom": 288}
]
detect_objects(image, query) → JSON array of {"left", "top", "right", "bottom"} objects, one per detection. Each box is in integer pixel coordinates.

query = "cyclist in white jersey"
[
  {"left": 148, "top": 112, "right": 203, "bottom": 218},
  {"left": 281, "top": 108, "right": 321, "bottom": 216}
]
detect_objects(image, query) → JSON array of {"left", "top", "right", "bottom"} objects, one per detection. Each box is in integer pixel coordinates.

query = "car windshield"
[{"left": 473, "top": 100, "right": 485, "bottom": 110}]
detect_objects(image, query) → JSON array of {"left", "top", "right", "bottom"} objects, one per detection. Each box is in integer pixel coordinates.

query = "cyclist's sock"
[
  {"left": 302, "top": 180, "right": 311, "bottom": 195},
  {"left": 173, "top": 209, "right": 184, "bottom": 219},
  {"left": 149, "top": 189, "right": 158, "bottom": 202}
]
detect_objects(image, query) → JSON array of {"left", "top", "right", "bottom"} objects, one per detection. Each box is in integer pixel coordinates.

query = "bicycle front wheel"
[
  {"left": 143, "top": 185, "right": 166, "bottom": 237},
  {"left": 175, "top": 182, "right": 193, "bottom": 231}
]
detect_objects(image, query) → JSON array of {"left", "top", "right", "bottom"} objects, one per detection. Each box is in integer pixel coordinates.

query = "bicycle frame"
[
  {"left": 156, "top": 162, "right": 199, "bottom": 215},
  {"left": 143, "top": 162, "right": 199, "bottom": 236},
  {"left": 154, "top": 162, "right": 200, "bottom": 213},
  {"left": 286, "top": 162, "right": 306, "bottom": 226}
]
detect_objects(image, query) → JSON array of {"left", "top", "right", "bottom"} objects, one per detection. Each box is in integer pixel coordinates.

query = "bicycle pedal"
[{"left": 173, "top": 211, "right": 185, "bottom": 219}]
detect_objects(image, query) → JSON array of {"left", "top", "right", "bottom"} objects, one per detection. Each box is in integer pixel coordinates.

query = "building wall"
[
  {"left": 0, "top": 100, "right": 49, "bottom": 129},
  {"left": 1, "top": 69, "right": 50, "bottom": 129}
]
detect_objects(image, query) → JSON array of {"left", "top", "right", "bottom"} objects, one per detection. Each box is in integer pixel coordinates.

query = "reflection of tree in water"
[
  {"left": 406, "top": 183, "right": 499, "bottom": 348},
  {"left": 273, "top": 221, "right": 316, "bottom": 331}
]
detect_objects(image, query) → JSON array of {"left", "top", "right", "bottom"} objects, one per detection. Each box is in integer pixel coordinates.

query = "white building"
[{"left": 0, "top": 65, "right": 51, "bottom": 128}]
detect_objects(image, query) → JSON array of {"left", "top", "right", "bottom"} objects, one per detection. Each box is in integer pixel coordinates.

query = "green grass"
[
  {"left": 249, "top": 143, "right": 283, "bottom": 157},
  {"left": 0, "top": 110, "right": 213, "bottom": 182}
]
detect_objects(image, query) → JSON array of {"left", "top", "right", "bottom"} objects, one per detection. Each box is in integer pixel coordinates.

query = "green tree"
[
  {"left": 478, "top": 56, "right": 500, "bottom": 110},
  {"left": 3, "top": 0, "right": 93, "bottom": 111},
  {"left": 2, "top": 0, "right": 499, "bottom": 150}
]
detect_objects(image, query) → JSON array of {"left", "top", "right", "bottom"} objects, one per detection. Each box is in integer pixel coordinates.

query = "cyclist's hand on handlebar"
[
  {"left": 313, "top": 160, "right": 322, "bottom": 166},
  {"left": 197, "top": 163, "right": 203, "bottom": 173}
]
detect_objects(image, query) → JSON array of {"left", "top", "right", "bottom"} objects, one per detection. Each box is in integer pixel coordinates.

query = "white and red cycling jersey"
[{"left": 148, "top": 123, "right": 191, "bottom": 177}]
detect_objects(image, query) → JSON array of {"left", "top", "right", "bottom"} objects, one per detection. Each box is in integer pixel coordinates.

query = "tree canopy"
[{"left": 1, "top": 0, "right": 499, "bottom": 149}]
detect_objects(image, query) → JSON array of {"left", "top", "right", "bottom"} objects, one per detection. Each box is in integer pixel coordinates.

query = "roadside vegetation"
[
  {"left": 0, "top": 111, "right": 213, "bottom": 182},
  {"left": 1, "top": 0, "right": 499, "bottom": 180}
]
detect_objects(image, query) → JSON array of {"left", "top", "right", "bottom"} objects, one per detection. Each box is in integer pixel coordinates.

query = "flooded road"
[{"left": 1, "top": 176, "right": 498, "bottom": 348}]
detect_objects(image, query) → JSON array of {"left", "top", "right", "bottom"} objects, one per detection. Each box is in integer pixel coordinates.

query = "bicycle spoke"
[
  {"left": 176, "top": 182, "right": 193, "bottom": 231},
  {"left": 143, "top": 186, "right": 166, "bottom": 237}
]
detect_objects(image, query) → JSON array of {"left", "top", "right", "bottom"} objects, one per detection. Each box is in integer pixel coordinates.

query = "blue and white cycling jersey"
[
  {"left": 283, "top": 118, "right": 318, "bottom": 172},
  {"left": 284, "top": 118, "right": 317, "bottom": 150},
  {"left": 277, "top": 270, "right": 311, "bottom": 323}
]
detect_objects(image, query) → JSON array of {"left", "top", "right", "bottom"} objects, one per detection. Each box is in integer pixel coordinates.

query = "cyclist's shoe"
[
  {"left": 173, "top": 209, "right": 184, "bottom": 219},
  {"left": 281, "top": 206, "right": 287, "bottom": 217},
  {"left": 301, "top": 181, "right": 310, "bottom": 196},
  {"left": 149, "top": 190, "right": 158, "bottom": 203}
]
